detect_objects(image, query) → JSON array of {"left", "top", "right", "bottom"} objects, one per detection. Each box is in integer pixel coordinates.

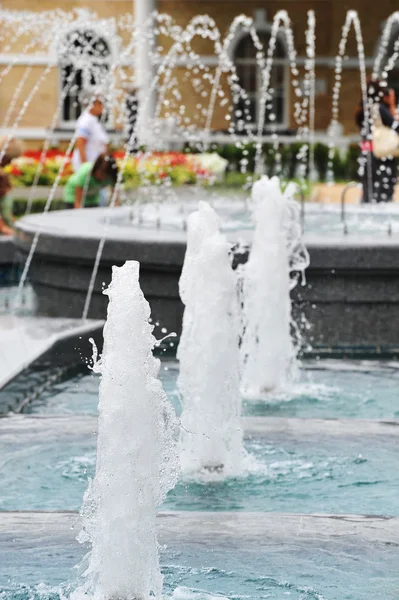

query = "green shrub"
[
  {"left": 181, "top": 141, "right": 361, "bottom": 184},
  {"left": 224, "top": 171, "right": 254, "bottom": 188},
  {"left": 346, "top": 143, "right": 361, "bottom": 181},
  {"left": 215, "top": 144, "right": 240, "bottom": 170},
  {"left": 313, "top": 143, "right": 329, "bottom": 182},
  {"left": 262, "top": 143, "right": 275, "bottom": 176},
  {"left": 331, "top": 149, "right": 347, "bottom": 181},
  {"left": 288, "top": 142, "right": 306, "bottom": 179},
  {"left": 242, "top": 142, "right": 257, "bottom": 173}
]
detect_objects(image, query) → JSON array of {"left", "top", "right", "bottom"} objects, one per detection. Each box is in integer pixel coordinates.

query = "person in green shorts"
[{"left": 64, "top": 154, "right": 118, "bottom": 209}]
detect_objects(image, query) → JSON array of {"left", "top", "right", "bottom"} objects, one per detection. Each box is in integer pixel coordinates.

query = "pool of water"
[
  {"left": 219, "top": 202, "right": 399, "bottom": 237},
  {"left": 26, "top": 359, "right": 399, "bottom": 420},
  {"left": 2, "top": 359, "right": 395, "bottom": 515},
  {"left": 1, "top": 357, "right": 399, "bottom": 600},
  {"left": 0, "top": 413, "right": 397, "bottom": 516},
  {"left": 1, "top": 512, "right": 398, "bottom": 600},
  {"left": 119, "top": 194, "right": 399, "bottom": 238}
]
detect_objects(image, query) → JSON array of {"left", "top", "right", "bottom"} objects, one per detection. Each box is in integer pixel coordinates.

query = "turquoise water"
[
  {"left": 1, "top": 513, "right": 398, "bottom": 600},
  {"left": 26, "top": 359, "right": 399, "bottom": 420},
  {"left": 0, "top": 414, "right": 397, "bottom": 515},
  {"left": 1, "top": 357, "right": 399, "bottom": 600},
  {"left": 0, "top": 359, "right": 395, "bottom": 515}
]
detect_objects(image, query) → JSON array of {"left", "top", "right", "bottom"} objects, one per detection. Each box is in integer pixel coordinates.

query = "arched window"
[
  {"left": 59, "top": 29, "right": 111, "bottom": 125},
  {"left": 233, "top": 32, "right": 287, "bottom": 132}
]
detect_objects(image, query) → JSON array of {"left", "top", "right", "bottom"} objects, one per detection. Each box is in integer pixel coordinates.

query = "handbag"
[{"left": 372, "top": 104, "right": 399, "bottom": 159}]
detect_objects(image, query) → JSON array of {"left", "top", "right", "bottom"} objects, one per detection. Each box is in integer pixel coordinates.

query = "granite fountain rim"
[
  {"left": 12, "top": 206, "right": 399, "bottom": 271},
  {"left": 12, "top": 205, "right": 399, "bottom": 247}
]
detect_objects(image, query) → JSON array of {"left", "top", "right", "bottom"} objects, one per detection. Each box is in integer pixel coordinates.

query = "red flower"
[
  {"left": 22, "top": 150, "right": 67, "bottom": 164},
  {"left": 168, "top": 155, "right": 188, "bottom": 167},
  {"left": 195, "top": 168, "right": 210, "bottom": 178},
  {"left": 23, "top": 150, "right": 41, "bottom": 160},
  {"left": 10, "top": 166, "right": 23, "bottom": 176}
]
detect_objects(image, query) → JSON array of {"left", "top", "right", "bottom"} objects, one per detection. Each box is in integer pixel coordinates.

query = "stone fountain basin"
[{"left": 13, "top": 206, "right": 399, "bottom": 347}]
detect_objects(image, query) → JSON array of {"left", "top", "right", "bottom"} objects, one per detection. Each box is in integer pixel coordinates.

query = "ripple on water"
[
  {"left": 0, "top": 432, "right": 397, "bottom": 515},
  {"left": 0, "top": 582, "right": 330, "bottom": 600},
  {"left": 54, "top": 455, "right": 96, "bottom": 481},
  {"left": 24, "top": 359, "right": 399, "bottom": 421}
]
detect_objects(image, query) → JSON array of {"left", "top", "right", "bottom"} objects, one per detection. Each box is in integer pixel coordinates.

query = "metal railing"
[
  {"left": 298, "top": 188, "right": 305, "bottom": 233},
  {"left": 341, "top": 182, "right": 361, "bottom": 235},
  {"left": 341, "top": 181, "right": 395, "bottom": 236}
]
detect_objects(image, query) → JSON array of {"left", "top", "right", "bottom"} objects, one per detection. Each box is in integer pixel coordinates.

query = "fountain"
[
  {"left": 177, "top": 202, "right": 244, "bottom": 477},
  {"left": 240, "top": 176, "right": 309, "bottom": 396},
  {"left": 74, "top": 260, "right": 179, "bottom": 600},
  {"left": 4, "top": 6, "right": 399, "bottom": 348},
  {"left": 1, "top": 8, "right": 399, "bottom": 600}
]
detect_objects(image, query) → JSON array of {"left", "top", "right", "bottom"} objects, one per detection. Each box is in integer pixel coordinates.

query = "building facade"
[{"left": 0, "top": 0, "right": 398, "bottom": 147}]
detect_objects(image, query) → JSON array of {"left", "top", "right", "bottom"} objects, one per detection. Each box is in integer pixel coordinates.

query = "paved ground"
[{"left": 311, "top": 183, "right": 399, "bottom": 203}]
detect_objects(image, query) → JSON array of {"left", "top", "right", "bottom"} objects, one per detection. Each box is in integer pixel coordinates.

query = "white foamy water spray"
[
  {"left": 240, "top": 177, "right": 309, "bottom": 397},
  {"left": 178, "top": 202, "right": 244, "bottom": 478},
  {"left": 74, "top": 260, "right": 179, "bottom": 600}
]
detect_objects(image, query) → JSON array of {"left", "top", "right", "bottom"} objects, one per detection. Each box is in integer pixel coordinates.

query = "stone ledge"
[
  {"left": 13, "top": 206, "right": 399, "bottom": 346},
  {"left": 0, "top": 237, "right": 16, "bottom": 264},
  {"left": 0, "top": 510, "right": 397, "bottom": 546}
]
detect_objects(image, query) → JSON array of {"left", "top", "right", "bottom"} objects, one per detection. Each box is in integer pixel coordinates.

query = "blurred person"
[
  {"left": 385, "top": 87, "right": 399, "bottom": 119},
  {"left": 355, "top": 80, "right": 399, "bottom": 203},
  {"left": 64, "top": 154, "right": 118, "bottom": 209},
  {"left": 72, "top": 90, "right": 109, "bottom": 173},
  {"left": 0, "top": 136, "right": 23, "bottom": 235}
]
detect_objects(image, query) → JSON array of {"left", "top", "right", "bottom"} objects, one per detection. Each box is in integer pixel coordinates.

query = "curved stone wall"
[{"left": 13, "top": 206, "right": 399, "bottom": 348}]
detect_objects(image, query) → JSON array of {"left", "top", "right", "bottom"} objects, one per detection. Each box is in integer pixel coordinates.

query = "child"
[
  {"left": 64, "top": 154, "right": 118, "bottom": 209},
  {"left": 0, "top": 136, "right": 23, "bottom": 235}
]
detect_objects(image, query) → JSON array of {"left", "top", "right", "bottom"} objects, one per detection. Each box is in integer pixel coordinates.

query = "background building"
[{"left": 0, "top": 0, "right": 398, "bottom": 148}]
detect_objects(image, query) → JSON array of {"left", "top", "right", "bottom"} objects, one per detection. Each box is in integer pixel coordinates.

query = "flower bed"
[
  {"left": 4, "top": 150, "right": 228, "bottom": 188},
  {"left": 5, "top": 152, "right": 74, "bottom": 187}
]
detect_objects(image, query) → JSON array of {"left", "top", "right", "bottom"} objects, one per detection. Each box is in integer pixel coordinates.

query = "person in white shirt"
[{"left": 72, "top": 91, "right": 109, "bottom": 172}]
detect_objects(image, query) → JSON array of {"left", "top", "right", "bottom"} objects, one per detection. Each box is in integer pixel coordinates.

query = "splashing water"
[
  {"left": 327, "top": 10, "right": 369, "bottom": 186},
  {"left": 240, "top": 177, "right": 309, "bottom": 398},
  {"left": 7, "top": 7, "right": 399, "bottom": 309},
  {"left": 73, "top": 260, "right": 179, "bottom": 600},
  {"left": 177, "top": 202, "right": 245, "bottom": 479}
]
